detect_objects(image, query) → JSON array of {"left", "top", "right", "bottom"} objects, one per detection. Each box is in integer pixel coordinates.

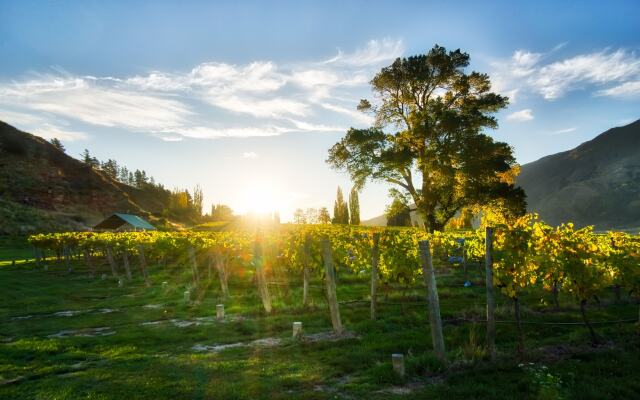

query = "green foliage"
[
  {"left": 349, "top": 187, "right": 360, "bottom": 225},
  {"left": 332, "top": 186, "right": 349, "bottom": 224},
  {"left": 327, "top": 44, "right": 525, "bottom": 232}
]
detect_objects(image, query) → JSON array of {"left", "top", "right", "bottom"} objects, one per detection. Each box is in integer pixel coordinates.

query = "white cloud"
[
  {"left": 595, "top": 80, "right": 640, "bottom": 98},
  {"left": 319, "top": 102, "right": 374, "bottom": 125},
  {"left": 242, "top": 152, "right": 257, "bottom": 159},
  {"left": 324, "top": 38, "right": 404, "bottom": 66},
  {"left": 0, "top": 109, "right": 88, "bottom": 141},
  {"left": 491, "top": 47, "right": 640, "bottom": 101},
  {"left": 0, "top": 38, "right": 402, "bottom": 140},
  {"left": 551, "top": 127, "right": 577, "bottom": 134},
  {"left": 506, "top": 109, "right": 534, "bottom": 122}
]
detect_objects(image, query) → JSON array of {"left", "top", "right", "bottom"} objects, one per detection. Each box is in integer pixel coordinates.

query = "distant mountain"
[
  {"left": 517, "top": 119, "right": 640, "bottom": 230},
  {"left": 0, "top": 121, "right": 170, "bottom": 234}
]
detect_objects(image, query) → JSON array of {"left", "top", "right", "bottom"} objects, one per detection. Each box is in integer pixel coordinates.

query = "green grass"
[{"left": 0, "top": 239, "right": 639, "bottom": 399}]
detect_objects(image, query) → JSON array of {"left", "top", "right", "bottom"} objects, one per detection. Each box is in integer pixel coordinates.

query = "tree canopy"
[{"left": 327, "top": 44, "right": 526, "bottom": 232}]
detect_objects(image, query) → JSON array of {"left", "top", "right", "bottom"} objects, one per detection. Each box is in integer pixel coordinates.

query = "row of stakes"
[{"left": 114, "top": 280, "right": 404, "bottom": 377}]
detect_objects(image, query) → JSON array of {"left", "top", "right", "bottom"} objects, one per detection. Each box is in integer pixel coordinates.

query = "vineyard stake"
[
  {"left": 371, "top": 232, "right": 380, "bottom": 321},
  {"left": 292, "top": 321, "right": 303, "bottom": 338},
  {"left": 215, "top": 252, "right": 229, "bottom": 299},
  {"left": 188, "top": 247, "right": 200, "bottom": 288},
  {"left": 216, "top": 304, "right": 225, "bottom": 320},
  {"left": 84, "top": 249, "right": 95, "bottom": 278},
  {"left": 122, "top": 249, "right": 133, "bottom": 280},
  {"left": 253, "top": 239, "right": 273, "bottom": 313},
  {"left": 105, "top": 246, "right": 119, "bottom": 279},
  {"left": 485, "top": 227, "right": 496, "bottom": 360},
  {"left": 302, "top": 234, "right": 311, "bottom": 307},
  {"left": 391, "top": 353, "right": 405, "bottom": 378},
  {"left": 137, "top": 245, "right": 151, "bottom": 287},
  {"left": 419, "top": 240, "right": 446, "bottom": 360},
  {"left": 63, "top": 245, "right": 71, "bottom": 272},
  {"left": 321, "top": 237, "right": 343, "bottom": 335}
]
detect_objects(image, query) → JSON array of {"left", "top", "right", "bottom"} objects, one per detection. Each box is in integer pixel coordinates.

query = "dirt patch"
[
  {"left": 303, "top": 330, "right": 360, "bottom": 343},
  {"left": 47, "top": 327, "right": 115, "bottom": 338},
  {"left": 192, "top": 337, "right": 282, "bottom": 353}
]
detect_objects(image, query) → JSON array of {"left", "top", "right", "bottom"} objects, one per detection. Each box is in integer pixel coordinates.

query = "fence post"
[
  {"left": 138, "top": 245, "right": 151, "bottom": 287},
  {"left": 419, "top": 240, "right": 446, "bottom": 360},
  {"left": 485, "top": 227, "right": 496, "bottom": 360},
  {"left": 321, "top": 237, "right": 343, "bottom": 334},
  {"left": 371, "top": 232, "right": 380, "bottom": 321},
  {"left": 105, "top": 246, "right": 119, "bottom": 279},
  {"left": 253, "top": 240, "right": 272, "bottom": 313}
]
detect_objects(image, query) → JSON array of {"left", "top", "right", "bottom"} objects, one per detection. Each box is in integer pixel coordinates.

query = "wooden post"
[
  {"left": 188, "top": 247, "right": 199, "bottom": 287},
  {"left": 215, "top": 252, "right": 229, "bottom": 298},
  {"left": 485, "top": 227, "right": 496, "bottom": 360},
  {"left": 63, "top": 245, "right": 72, "bottom": 272},
  {"left": 216, "top": 304, "right": 225, "bottom": 320},
  {"left": 207, "top": 252, "right": 213, "bottom": 282},
  {"left": 33, "top": 247, "right": 42, "bottom": 268},
  {"left": 321, "top": 237, "right": 343, "bottom": 334},
  {"left": 391, "top": 353, "right": 405, "bottom": 378},
  {"left": 419, "top": 240, "right": 446, "bottom": 360},
  {"left": 122, "top": 249, "right": 133, "bottom": 280},
  {"left": 302, "top": 235, "right": 311, "bottom": 307},
  {"left": 253, "top": 240, "right": 272, "bottom": 313},
  {"left": 371, "top": 232, "right": 380, "bottom": 321},
  {"left": 292, "top": 321, "right": 303, "bottom": 338},
  {"left": 105, "top": 246, "right": 119, "bottom": 279},
  {"left": 137, "top": 245, "right": 151, "bottom": 287},
  {"left": 84, "top": 249, "right": 95, "bottom": 278}
]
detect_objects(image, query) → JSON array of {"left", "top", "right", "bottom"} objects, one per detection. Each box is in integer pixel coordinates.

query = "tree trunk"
[
  {"left": 580, "top": 299, "right": 599, "bottom": 345},
  {"left": 552, "top": 280, "right": 560, "bottom": 310},
  {"left": 371, "top": 233, "right": 380, "bottom": 321},
  {"left": 514, "top": 296, "right": 525, "bottom": 358}
]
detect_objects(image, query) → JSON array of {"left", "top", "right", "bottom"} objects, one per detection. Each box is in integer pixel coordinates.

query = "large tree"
[
  {"left": 327, "top": 45, "right": 525, "bottom": 232},
  {"left": 332, "top": 186, "right": 350, "bottom": 224}
]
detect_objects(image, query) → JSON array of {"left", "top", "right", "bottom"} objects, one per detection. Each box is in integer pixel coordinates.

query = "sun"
[{"left": 239, "top": 181, "right": 282, "bottom": 215}]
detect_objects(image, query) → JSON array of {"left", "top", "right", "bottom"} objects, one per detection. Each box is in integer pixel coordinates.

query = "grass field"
[{"left": 0, "top": 238, "right": 639, "bottom": 399}]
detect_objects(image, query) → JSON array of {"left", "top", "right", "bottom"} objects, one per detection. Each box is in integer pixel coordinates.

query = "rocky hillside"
[
  {"left": 517, "top": 120, "right": 640, "bottom": 230},
  {"left": 0, "top": 121, "right": 169, "bottom": 234}
]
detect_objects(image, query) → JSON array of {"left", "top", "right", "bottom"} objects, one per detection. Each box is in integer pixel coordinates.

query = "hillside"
[
  {"left": 0, "top": 121, "right": 170, "bottom": 234},
  {"left": 517, "top": 119, "right": 640, "bottom": 230}
]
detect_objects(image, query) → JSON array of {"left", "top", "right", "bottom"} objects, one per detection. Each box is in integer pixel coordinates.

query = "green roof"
[{"left": 94, "top": 213, "right": 156, "bottom": 230}]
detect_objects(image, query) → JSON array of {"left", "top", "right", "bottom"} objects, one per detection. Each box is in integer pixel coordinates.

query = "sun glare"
[{"left": 239, "top": 181, "right": 282, "bottom": 216}]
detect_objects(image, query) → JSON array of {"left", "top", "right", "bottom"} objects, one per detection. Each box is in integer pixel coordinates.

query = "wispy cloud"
[
  {"left": 491, "top": 47, "right": 640, "bottom": 101},
  {"left": 551, "top": 127, "right": 577, "bottom": 134},
  {"left": 506, "top": 109, "right": 534, "bottom": 122},
  {"left": 0, "top": 39, "right": 401, "bottom": 140},
  {"left": 323, "top": 38, "right": 404, "bottom": 66},
  {"left": 242, "top": 152, "right": 257, "bottom": 159}
]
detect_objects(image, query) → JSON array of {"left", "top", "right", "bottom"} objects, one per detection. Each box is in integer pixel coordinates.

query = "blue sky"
[{"left": 1, "top": 0, "right": 639, "bottom": 220}]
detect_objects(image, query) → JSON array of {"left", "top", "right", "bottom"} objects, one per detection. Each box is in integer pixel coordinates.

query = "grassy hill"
[
  {"left": 0, "top": 121, "right": 171, "bottom": 234},
  {"left": 517, "top": 119, "right": 640, "bottom": 230}
]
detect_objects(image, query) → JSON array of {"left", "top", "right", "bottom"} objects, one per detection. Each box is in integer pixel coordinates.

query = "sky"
[{"left": 1, "top": 0, "right": 639, "bottom": 221}]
